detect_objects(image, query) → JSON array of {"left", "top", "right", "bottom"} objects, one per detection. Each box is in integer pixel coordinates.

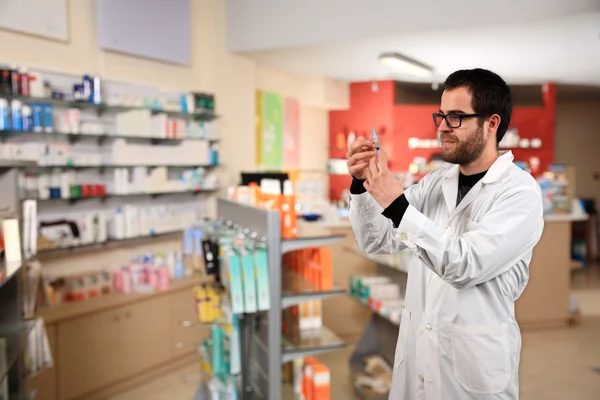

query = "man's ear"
[{"left": 487, "top": 114, "right": 501, "bottom": 139}]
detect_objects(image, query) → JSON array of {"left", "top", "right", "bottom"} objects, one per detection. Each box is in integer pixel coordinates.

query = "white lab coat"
[{"left": 349, "top": 151, "right": 544, "bottom": 400}]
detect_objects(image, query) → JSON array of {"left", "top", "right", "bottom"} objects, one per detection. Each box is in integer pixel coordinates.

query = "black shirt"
[{"left": 457, "top": 170, "right": 487, "bottom": 205}]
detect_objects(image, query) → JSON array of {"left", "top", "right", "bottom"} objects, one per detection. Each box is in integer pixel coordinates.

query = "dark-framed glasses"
[{"left": 432, "top": 112, "right": 484, "bottom": 128}]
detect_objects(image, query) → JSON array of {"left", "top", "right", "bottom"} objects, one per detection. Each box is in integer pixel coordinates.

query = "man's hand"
[
  {"left": 364, "top": 151, "right": 404, "bottom": 209},
  {"left": 346, "top": 137, "right": 377, "bottom": 180}
]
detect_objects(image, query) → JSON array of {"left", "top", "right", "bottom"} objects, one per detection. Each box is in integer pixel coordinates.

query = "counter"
[{"left": 516, "top": 213, "right": 588, "bottom": 328}]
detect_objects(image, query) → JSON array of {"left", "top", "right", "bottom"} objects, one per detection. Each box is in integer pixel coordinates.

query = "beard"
[{"left": 440, "top": 126, "right": 486, "bottom": 165}]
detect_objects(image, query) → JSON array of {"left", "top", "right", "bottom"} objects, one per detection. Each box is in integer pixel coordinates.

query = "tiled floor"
[{"left": 111, "top": 265, "right": 600, "bottom": 400}]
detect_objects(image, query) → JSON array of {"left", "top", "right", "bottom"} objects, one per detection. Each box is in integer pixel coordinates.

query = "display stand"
[
  {"left": 205, "top": 198, "right": 347, "bottom": 400},
  {"left": 0, "top": 164, "right": 34, "bottom": 398},
  {"left": 345, "top": 246, "right": 407, "bottom": 400}
]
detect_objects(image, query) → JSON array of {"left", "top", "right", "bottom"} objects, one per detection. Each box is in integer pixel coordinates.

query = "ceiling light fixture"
[{"left": 379, "top": 52, "right": 433, "bottom": 78}]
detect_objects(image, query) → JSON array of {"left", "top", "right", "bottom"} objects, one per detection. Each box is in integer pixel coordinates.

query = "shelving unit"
[
  {"left": 0, "top": 93, "right": 218, "bottom": 121},
  {"left": 36, "top": 229, "right": 183, "bottom": 257},
  {"left": 344, "top": 245, "right": 408, "bottom": 400},
  {"left": 16, "top": 163, "right": 219, "bottom": 170},
  {"left": 1, "top": 66, "right": 221, "bottom": 399},
  {"left": 22, "top": 187, "right": 220, "bottom": 204},
  {"left": 1, "top": 130, "right": 220, "bottom": 145},
  {"left": 0, "top": 162, "right": 31, "bottom": 397},
  {"left": 211, "top": 198, "right": 346, "bottom": 400}
]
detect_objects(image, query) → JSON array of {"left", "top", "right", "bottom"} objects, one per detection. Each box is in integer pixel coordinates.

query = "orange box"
[
  {"left": 312, "top": 363, "right": 331, "bottom": 400},
  {"left": 319, "top": 248, "right": 333, "bottom": 290},
  {"left": 302, "top": 359, "right": 320, "bottom": 400}
]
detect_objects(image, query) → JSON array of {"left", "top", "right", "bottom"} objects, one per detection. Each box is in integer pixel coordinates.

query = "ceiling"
[{"left": 227, "top": 3, "right": 600, "bottom": 85}]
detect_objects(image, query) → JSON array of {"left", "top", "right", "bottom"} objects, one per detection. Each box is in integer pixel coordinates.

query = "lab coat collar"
[
  {"left": 441, "top": 151, "right": 514, "bottom": 216},
  {"left": 443, "top": 151, "right": 514, "bottom": 184}
]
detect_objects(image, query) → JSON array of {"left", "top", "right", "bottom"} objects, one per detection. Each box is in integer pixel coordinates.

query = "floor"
[{"left": 109, "top": 264, "right": 600, "bottom": 400}]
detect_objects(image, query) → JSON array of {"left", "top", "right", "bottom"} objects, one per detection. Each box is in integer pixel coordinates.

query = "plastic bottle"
[{"left": 281, "top": 180, "right": 297, "bottom": 238}]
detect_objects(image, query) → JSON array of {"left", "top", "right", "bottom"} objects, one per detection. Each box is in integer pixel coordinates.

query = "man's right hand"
[{"left": 346, "top": 137, "right": 377, "bottom": 180}]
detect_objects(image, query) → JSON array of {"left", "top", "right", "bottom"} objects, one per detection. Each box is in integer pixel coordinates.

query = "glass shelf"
[
  {"left": 281, "top": 326, "right": 345, "bottom": 363},
  {"left": 24, "top": 187, "right": 219, "bottom": 204},
  {"left": 0, "top": 94, "right": 217, "bottom": 121},
  {"left": 281, "top": 273, "right": 345, "bottom": 309},
  {"left": 37, "top": 230, "right": 182, "bottom": 257},
  {"left": 1, "top": 130, "right": 220, "bottom": 144},
  {"left": 0, "top": 260, "right": 25, "bottom": 291},
  {"left": 0, "top": 321, "right": 36, "bottom": 387}
]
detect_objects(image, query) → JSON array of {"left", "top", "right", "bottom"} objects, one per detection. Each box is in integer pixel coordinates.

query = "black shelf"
[
  {"left": 1, "top": 130, "right": 220, "bottom": 145},
  {"left": 0, "top": 94, "right": 217, "bottom": 121},
  {"left": 0, "top": 321, "right": 36, "bottom": 387},
  {"left": 37, "top": 230, "right": 183, "bottom": 257},
  {"left": 24, "top": 187, "right": 220, "bottom": 204},
  {"left": 0, "top": 260, "right": 25, "bottom": 291}
]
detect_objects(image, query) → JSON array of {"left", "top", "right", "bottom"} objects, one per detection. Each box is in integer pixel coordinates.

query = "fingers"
[
  {"left": 365, "top": 162, "right": 373, "bottom": 181},
  {"left": 368, "top": 153, "right": 379, "bottom": 177},
  {"left": 363, "top": 179, "right": 370, "bottom": 191},
  {"left": 378, "top": 151, "right": 388, "bottom": 172},
  {"left": 348, "top": 161, "right": 369, "bottom": 177},
  {"left": 347, "top": 150, "right": 376, "bottom": 167},
  {"left": 347, "top": 137, "right": 375, "bottom": 158}
]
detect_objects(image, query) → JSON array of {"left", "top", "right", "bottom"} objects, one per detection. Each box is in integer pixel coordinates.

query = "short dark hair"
[{"left": 443, "top": 68, "right": 513, "bottom": 144}]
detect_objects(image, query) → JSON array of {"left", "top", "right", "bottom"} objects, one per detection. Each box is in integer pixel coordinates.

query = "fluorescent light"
[{"left": 379, "top": 53, "right": 433, "bottom": 77}]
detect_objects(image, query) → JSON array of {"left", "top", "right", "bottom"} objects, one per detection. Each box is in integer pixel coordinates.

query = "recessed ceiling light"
[{"left": 379, "top": 52, "right": 433, "bottom": 78}]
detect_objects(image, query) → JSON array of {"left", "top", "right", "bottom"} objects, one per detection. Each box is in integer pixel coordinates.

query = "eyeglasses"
[{"left": 432, "top": 112, "right": 484, "bottom": 128}]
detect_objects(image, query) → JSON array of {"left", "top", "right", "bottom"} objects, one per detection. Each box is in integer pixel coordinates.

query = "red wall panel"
[
  {"left": 329, "top": 81, "right": 395, "bottom": 159},
  {"left": 328, "top": 82, "right": 557, "bottom": 200},
  {"left": 391, "top": 104, "right": 440, "bottom": 171}
]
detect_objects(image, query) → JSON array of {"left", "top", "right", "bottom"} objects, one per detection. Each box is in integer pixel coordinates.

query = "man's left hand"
[{"left": 364, "top": 151, "right": 405, "bottom": 209}]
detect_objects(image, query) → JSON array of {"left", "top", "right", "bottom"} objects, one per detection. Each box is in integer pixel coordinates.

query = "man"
[{"left": 347, "top": 69, "right": 544, "bottom": 399}]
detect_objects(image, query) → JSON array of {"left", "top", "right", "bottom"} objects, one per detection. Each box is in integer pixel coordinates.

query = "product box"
[
  {"left": 241, "top": 253, "right": 258, "bottom": 313},
  {"left": 255, "top": 247, "right": 271, "bottom": 311},
  {"left": 227, "top": 252, "right": 245, "bottom": 315},
  {"left": 312, "top": 363, "right": 331, "bottom": 400}
]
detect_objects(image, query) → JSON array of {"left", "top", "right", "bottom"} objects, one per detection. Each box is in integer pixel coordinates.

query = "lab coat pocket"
[
  {"left": 394, "top": 307, "right": 411, "bottom": 369},
  {"left": 451, "top": 323, "right": 510, "bottom": 394}
]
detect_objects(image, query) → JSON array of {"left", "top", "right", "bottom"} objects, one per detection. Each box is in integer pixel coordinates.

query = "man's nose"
[{"left": 438, "top": 118, "right": 452, "bottom": 132}]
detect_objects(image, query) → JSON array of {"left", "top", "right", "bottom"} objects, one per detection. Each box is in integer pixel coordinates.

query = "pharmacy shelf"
[
  {"left": 1, "top": 129, "right": 220, "bottom": 145},
  {"left": 19, "top": 163, "right": 219, "bottom": 170},
  {"left": 37, "top": 275, "right": 208, "bottom": 324},
  {"left": 37, "top": 229, "right": 182, "bottom": 257},
  {"left": 216, "top": 198, "right": 347, "bottom": 399},
  {"left": 0, "top": 159, "right": 37, "bottom": 168},
  {"left": 26, "top": 187, "right": 220, "bottom": 204},
  {"left": 0, "top": 259, "right": 26, "bottom": 291},
  {"left": 349, "top": 295, "right": 399, "bottom": 327},
  {"left": 0, "top": 320, "right": 36, "bottom": 386},
  {"left": 281, "top": 281, "right": 345, "bottom": 309},
  {"left": 282, "top": 224, "right": 345, "bottom": 254},
  {"left": 0, "top": 94, "right": 218, "bottom": 121},
  {"left": 281, "top": 326, "right": 345, "bottom": 364}
]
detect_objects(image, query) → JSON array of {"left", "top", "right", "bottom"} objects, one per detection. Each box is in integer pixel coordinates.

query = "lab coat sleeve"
[
  {"left": 397, "top": 186, "right": 544, "bottom": 289},
  {"left": 349, "top": 176, "right": 427, "bottom": 255}
]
